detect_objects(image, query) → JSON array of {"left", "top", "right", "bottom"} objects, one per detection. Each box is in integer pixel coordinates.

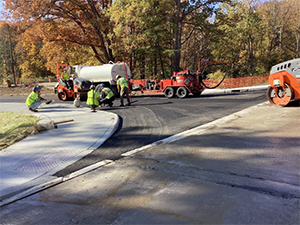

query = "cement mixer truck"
[{"left": 55, "top": 61, "right": 131, "bottom": 100}]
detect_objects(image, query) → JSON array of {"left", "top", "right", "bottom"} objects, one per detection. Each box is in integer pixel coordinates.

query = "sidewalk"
[{"left": 0, "top": 102, "right": 119, "bottom": 205}]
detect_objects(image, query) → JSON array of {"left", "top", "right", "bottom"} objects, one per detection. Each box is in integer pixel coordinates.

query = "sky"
[{"left": 0, "top": 0, "right": 6, "bottom": 21}]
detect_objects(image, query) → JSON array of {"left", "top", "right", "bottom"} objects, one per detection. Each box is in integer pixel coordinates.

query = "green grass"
[{"left": 0, "top": 112, "right": 38, "bottom": 150}]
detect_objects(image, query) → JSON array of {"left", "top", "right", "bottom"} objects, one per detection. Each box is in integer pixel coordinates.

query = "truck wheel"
[
  {"left": 164, "top": 87, "right": 175, "bottom": 98},
  {"left": 58, "top": 90, "right": 68, "bottom": 101},
  {"left": 176, "top": 86, "right": 188, "bottom": 98}
]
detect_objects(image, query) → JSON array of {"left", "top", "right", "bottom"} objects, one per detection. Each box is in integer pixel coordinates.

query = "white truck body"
[{"left": 70, "top": 62, "right": 131, "bottom": 85}]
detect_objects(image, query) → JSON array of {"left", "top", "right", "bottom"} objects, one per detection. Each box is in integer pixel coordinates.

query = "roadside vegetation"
[
  {"left": 0, "top": 0, "right": 299, "bottom": 84},
  {"left": 0, "top": 112, "right": 38, "bottom": 150}
]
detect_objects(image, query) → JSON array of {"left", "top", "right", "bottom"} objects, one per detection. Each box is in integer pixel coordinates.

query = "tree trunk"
[
  {"left": 172, "top": 0, "right": 182, "bottom": 72},
  {"left": 6, "top": 24, "right": 16, "bottom": 84}
]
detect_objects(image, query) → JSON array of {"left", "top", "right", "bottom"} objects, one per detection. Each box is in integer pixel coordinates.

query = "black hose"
[{"left": 200, "top": 63, "right": 229, "bottom": 89}]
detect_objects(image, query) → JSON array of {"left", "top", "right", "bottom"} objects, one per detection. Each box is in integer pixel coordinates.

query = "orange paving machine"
[{"left": 267, "top": 58, "right": 300, "bottom": 106}]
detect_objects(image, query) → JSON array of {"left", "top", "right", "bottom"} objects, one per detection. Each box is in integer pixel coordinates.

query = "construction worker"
[
  {"left": 116, "top": 75, "right": 130, "bottom": 106},
  {"left": 86, "top": 84, "right": 100, "bottom": 112},
  {"left": 61, "top": 67, "right": 71, "bottom": 89},
  {"left": 26, "top": 86, "right": 47, "bottom": 112},
  {"left": 99, "top": 83, "right": 115, "bottom": 107}
]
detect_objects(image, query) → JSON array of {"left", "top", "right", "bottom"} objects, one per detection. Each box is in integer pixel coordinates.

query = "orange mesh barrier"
[{"left": 203, "top": 75, "right": 269, "bottom": 89}]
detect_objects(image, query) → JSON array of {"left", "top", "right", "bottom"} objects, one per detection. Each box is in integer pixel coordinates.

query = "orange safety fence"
[{"left": 203, "top": 75, "right": 269, "bottom": 89}]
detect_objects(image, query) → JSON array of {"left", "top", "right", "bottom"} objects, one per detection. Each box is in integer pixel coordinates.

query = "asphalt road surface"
[
  {"left": 0, "top": 91, "right": 267, "bottom": 176},
  {"left": 53, "top": 90, "right": 267, "bottom": 176},
  {"left": 2, "top": 91, "right": 299, "bottom": 225}
]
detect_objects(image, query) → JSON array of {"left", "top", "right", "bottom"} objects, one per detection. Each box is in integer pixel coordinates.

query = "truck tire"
[
  {"left": 58, "top": 90, "right": 68, "bottom": 101},
  {"left": 176, "top": 86, "right": 188, "bottom": 98},
  {"left": 164, "top": 87, "right": 175, "bottom": 98}
]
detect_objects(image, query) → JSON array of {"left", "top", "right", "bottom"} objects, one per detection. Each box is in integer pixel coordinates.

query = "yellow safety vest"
[
  {"left": 62, "top": 72, "right": 70, "bottom": 80},
  {"left": 87, "top": 90, "right": 99, "bottom": 106},
  {"left": 26, "top": 91, "right": 38, "bottom": 106},
  {"left": 117, "top": 77, "right": 128, "bottom": 89},
  {"left": 102, "top": 87, "right": 114, "bottom": 99}
]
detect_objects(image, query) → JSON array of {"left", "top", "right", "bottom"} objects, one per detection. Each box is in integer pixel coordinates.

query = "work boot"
[
  {"left": 91, "top": 109, "right": 96, "bottom": 112},
  {"left": 29, "top": 108, "right": 38, "bottom": 112},
  {"left": 119, "top": 104, "right": 125, "bottom": 107},
  {"left": 109, "top": 103, "right": 113, "bottom": 107}
]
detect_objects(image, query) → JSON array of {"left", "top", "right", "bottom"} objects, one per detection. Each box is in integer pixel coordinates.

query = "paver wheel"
[
  {"left": 266, "top": 83, "right": 294, "bottom": 107},
  {"left": 58, "top": 90, "right": 68, "bottom": 101}
]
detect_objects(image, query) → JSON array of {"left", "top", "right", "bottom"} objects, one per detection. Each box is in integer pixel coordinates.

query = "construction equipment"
[
  {"left": 54, "top": 63, "right": 92, "bottom": 101},
  {"left": 54, "top": 62, "right": 131, "bottom": 100},
  {"left": 131, "top": 59, "right": 228, "bottom": 98},
  {"left": 267, "top": 58, "right": 300, "bottom": 106}
]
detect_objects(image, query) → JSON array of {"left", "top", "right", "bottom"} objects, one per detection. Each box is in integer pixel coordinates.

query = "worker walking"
[
  {"left": 99, "top": 83, "right": 115, "bottom": 107},
  {"left": 26, "top": 86, "right": 47, "bottom": 112},
  {"left": 116, "top": 75, "right": 130, "bottom": 106},
  {"left": 86, "top": 85, "right": 100, "bottom": 112}
]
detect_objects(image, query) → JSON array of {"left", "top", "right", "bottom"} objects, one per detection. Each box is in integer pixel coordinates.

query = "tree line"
[{"left": 0, "top": 0, "right": 299, "bottom": 83}]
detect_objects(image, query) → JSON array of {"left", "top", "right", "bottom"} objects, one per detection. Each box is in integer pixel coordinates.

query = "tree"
[
  {"left": 212, "top": 0, "right": 264, "bottom": 77},
  {"left": 0, "top": 22, "right": 17, "bottom": 83},
  {"left": 109, "top": 0, "right": 174, "bottom": 78},
  {"left": 171, "top": 0, "right": 230, "bottom": 72},
  {"left": 4, "top": 0, "right": 115, "bottom": 64}
]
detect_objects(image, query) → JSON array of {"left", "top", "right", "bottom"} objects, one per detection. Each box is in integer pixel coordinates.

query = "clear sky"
[{"left": 0, "top": 0, "right": 6, "bottom": 21}]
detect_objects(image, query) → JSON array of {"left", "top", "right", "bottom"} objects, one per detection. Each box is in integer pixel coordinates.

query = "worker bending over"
[
  {"left": 26, "top": 86, "right": 47, "bottom": 112},
  {"left": 86, "top": 85, "right": 100, "bottom": 112},
  {"left": 99, "top": 83, "right": 115, "bottom": 107},
  {"left": 116, "top": 75, "right": 130, "bottom": 106}
]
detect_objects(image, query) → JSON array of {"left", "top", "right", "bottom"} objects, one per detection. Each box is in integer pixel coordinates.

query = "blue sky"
[{"left": 0, "top": 0, "right": 6, "bottom": 20}]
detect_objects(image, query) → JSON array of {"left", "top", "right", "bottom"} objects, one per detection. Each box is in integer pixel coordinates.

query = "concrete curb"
[
  {"left": 0, "top": 160, "right": 113, "bottom": 207},
  {"left": 202, "top": 85, "right": 269, "bottom": 95}
]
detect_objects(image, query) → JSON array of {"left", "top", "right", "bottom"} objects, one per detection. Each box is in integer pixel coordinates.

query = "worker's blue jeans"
[{"left": 29, "top": 101, "right": 42, "bottom": 110}]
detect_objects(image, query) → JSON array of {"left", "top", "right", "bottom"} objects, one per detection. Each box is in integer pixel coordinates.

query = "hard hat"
[
  {"left": 100, "top": 83, "right": 105, "bottom": 87},
  {"left": 116, "top": 75, "right": 121, "bottom": 79},
  {"left": 33, "top": 86, "right": 39, "bottom": 92},
  {"left": 90, "top": 84, "right": 95, "bottom": 89},
  {"left": 64, "top": 67, "right": 67, "bottom": 71}
]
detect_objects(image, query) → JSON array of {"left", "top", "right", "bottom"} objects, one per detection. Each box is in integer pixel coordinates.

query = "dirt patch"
[{"left": 0, "top": 82, "right": 57, "bottom": 97}]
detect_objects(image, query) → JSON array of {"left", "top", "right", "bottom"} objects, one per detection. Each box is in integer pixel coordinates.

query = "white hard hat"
[{"left": 116, "top": 75, "right": 121, "bottom": 79}]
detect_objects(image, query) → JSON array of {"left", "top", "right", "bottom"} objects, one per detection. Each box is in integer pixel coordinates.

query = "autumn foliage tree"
[
  {"left": 4, "top": 0, "right": 115, "bottom": 65},
  {"left": 1, "top": 0, "right": 300, "bottom": 81},
  {"left": 0, "top": 22, "right": 18, "bottom": 83}
]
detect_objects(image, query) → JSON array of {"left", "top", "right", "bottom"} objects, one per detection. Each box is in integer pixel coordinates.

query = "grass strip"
[{"left": 0, "top": 112, "right": 38, "bottom": 150}]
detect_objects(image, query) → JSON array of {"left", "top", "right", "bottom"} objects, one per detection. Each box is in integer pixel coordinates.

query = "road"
[
  {"left": 1, "top": 90, "right": 299, "bottom": 225},
  {"left": 0, "top": 90, "right": 268, "bottom": 176},
  {"left": 1, "top": 91, "right": 267, "bottom": 176}
]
